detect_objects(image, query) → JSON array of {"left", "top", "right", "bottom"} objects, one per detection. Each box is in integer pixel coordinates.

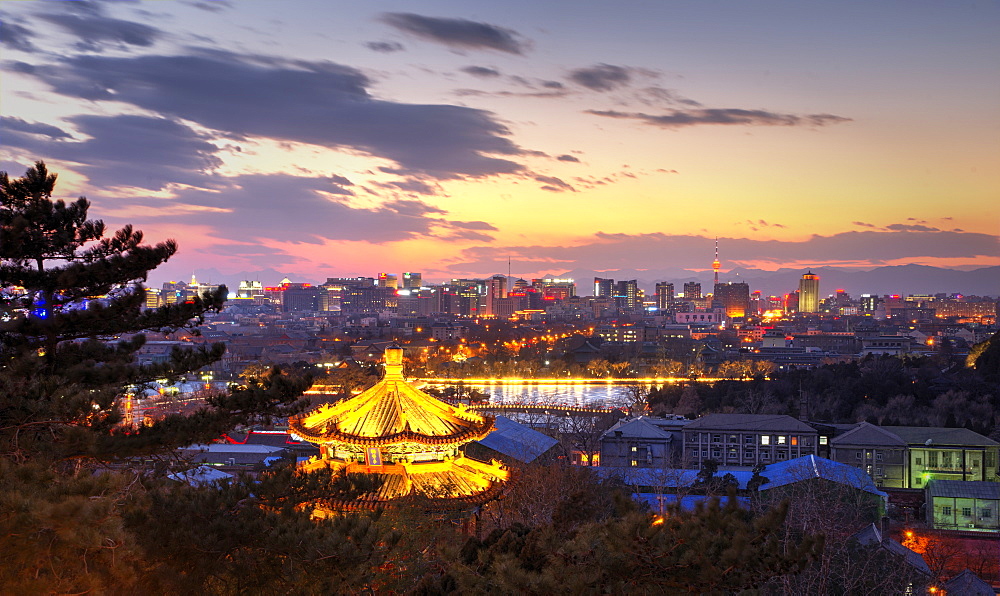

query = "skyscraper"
[
  {"left": 655, "top": 282, "right": 674, "bottom": 310},
  {"left": 594, "top": 277, "right": 614, "bottom": 297},
  {"left": 377, "top": 273, "right": 398, "bottom": 289},
  {"left": 485, "top": 275, "right": 507, "bottom": 316},
  {"left": 683, "top": 282, "right": 702, "bottom": 300},
  {"left": 798, "top": 271, "right": 820, "bottom": 313},
  {"left": 714, "top": 282, "right": 750, "bottom": 318},
  {"left": 614, "top": 279, "right": 639, "bottom": 309},
  {"left": 401, "top": 272, "right": 422, "bottom": 289}
]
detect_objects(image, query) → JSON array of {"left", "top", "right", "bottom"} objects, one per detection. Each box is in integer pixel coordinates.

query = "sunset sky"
[{"left": 2, "top": 0, "right": 998, "bottom": 284}]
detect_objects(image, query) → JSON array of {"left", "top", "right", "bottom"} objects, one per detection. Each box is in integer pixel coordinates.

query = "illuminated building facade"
[
  {"left": 401, "top": 272, "right": 422, "bottom": 289},
  {"left": 377, "top": 273, "right": 398, "bottom": 289},
  {"left": 614, "top": 279, "right": 639, "bottom": 309},
  {"left": 714, "top": 282, "right": 750, "bottom": 318},
  {"left": 485, "top": 275, "right": 507, "bottom": 317},
  {"left": 798, "top": 271, "right": 820, "bottom": 313},
  {"left": 683, "top": 282, "right": 702, "bottom": 300},
  {"left": 289, "top": 346, "right": 509, "bottom": 513},
  {"left": 655, "top": 282, "right": 674, "bottom": 310},
  {"left": 594, "top": 277, "right": 614, "bottom": 298}
]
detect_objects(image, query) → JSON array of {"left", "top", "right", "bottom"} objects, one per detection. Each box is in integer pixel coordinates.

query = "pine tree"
[
  {"left": 0, "top": 161, "right": 305, "bottom": 461},
  {"left": 0, "top": 162, "right": 312, "bottom": 592}
]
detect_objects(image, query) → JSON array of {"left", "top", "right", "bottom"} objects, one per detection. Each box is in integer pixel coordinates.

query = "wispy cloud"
[
  {"left": 460, "top": 65, "right": 501, "bottom": 78},
  {"left": 379, "top": 13, "right": 527, "bottom": 54},
  {"left": 567, "top": 64, "right": 633, "bottom": 91},
  {"left": 587, "top": 108, "right": 851, "bottom": 128},
  {"left": 364, "top": 41, "right": 404, "bottom": 53}
]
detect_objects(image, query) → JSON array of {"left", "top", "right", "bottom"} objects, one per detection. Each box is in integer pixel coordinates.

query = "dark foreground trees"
[
  {"left": 0, "top": 162, "right": 310, "bottom": 592},
  {"left": 1, "top": 161, "right": 309, "bottom": 462}
]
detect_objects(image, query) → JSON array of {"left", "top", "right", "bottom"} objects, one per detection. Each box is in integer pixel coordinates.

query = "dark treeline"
[{"left": 648, "top": 351, "right": 1000, "bottom": 438}]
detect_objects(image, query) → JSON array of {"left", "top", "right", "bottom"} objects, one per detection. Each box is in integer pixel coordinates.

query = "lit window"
[
  {"left": 631, "top": 446, "right": 637, "bottom": 452},
  {"left": 761, "top": 436, "right": 771, "bottom": 446},
  {"left": 777, "top": 436, "right": 787, "bottom": 445},
  {"left": 791, "top": 437, "right": 798, "bottom": 446},
  {"left": 819, "top": 436, "right": 828, "bottom": 445},
  {"left": 631, "top": 460, "right": 637, "bottom": 467}
]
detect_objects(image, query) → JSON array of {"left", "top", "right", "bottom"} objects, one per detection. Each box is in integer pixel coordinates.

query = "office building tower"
[
  {"left": 655, "top": 282, "right": 674, "bottom": 310},
  {"left": 614, "top": 279, "right": 639, "bottom": 309},
  {"left": 378, "top": 273, "right": 398, "bottom": 289},
  {"left": 401, "top": 272, "right": 422, "bottom": 289},
  {"left": 594, "top": 277, "right": 614, "bottom": 297},
  {"left": 714, "top": 282, "right": 750, "bottom": 318},
  {"left": 798, "top": 271, "right": 820, "bottom": 313},
  {"left": 683, "top": 282, "right": 702, "bottom": 301},
  {"left": 486, "top": 275, "right": 507, "bottom": 316}
]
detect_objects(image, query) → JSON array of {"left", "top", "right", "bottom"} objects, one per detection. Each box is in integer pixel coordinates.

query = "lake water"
[{"left": 423, "top": 381, "right": 652, "bottom": 408}]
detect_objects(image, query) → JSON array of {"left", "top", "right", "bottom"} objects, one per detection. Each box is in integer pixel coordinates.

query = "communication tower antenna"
[{"left": 712, "top": 238, "right": 721, "bottom": 286}]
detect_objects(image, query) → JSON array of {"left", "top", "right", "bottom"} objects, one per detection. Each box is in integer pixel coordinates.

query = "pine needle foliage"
[{"left": 0, "top": 161, "right": 306, "bottom": 462}]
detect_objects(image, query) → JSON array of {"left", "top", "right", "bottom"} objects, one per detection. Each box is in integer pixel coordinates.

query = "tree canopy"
[{"left": 0, "top": 161, "right": 306, "bottom": 462}]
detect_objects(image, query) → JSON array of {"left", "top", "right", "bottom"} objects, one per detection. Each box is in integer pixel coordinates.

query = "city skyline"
[{"left": 1, "top": 1, "right": 998, "bottom": 283}]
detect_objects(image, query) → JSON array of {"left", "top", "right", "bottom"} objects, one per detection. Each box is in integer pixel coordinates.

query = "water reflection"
[{"left": 424, "top": 382, "right": 635, "bottom": 408}]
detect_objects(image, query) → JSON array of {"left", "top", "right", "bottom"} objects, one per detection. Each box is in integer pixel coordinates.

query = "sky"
[{"left": 1, "top": 0, "right": 998, "bottom": 285}]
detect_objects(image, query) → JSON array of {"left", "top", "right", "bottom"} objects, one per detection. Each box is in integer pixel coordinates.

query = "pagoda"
[{"left": 289, "top": 345, "right": 509, "bottom": 514}]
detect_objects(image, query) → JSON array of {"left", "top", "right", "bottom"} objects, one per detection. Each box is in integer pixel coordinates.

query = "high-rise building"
[
  {"left": 798, "top": 271, "right": 820, "bottom": 313},
  {"left": 594, "top": 277, "right": 614, "bottom": 297},
  {"left": 377, "top": 273, "right": 398, "bottom": 289},
  {"left": 683, "top": 282, "right": 702, "bottom": 300},
  {"left": 485, "top": 275, "right": 507, "bottom": 316},
  {"left": 714, "top": 282, "right": 750, "bottom": 318},
  {"left": 533, "top": 278, "right": 575, "bottom": 300},
  {"left": 614, "top": 280, "right": 639, "bottom": 309},
  {"left": 236, "top": 280, "right": 264, "bottom": 299},
  {"left": 401, "top": 272, "right": 422, "bottom": 289},
  {"left": 655, "top": 282, "right": 674, "bottom": 310}
]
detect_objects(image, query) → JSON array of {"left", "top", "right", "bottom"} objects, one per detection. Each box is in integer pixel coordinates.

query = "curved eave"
[
  {"left": 311, "top": 480, "right": 508, "bottom": 513},
  {"left": 288, "top": 418, "right": 495, "bottom": 447}
]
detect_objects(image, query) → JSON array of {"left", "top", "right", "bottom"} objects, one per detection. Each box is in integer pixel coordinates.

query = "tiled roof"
[
  {"left": 927, "top": 480, "right": 1000, "bottom": 500},
  {"left": 683, "top": 414, "right": 816, "bottom": 433},
  {"left": 830, "top": 422, "right": 907, "bottom": 447},
  {"left": 476, "top": 416, "right": 559, "bottom": 463},
  {"left": 852, "top": 524, "right": 931, "bottom": 576},
  {"left": 943, "top": 569, "right": 995, "bottom": 596},
  {"left": 602, "top": 417, "right": 674, "bottom": 440},
  {"left": 758, "top": 455, "right": 888, "bottom": 498},
  {"left": 882, "top": 426, "right": 999, "bottom": 447},
  {"left": 290, "top": 347, "right": 493, "bottom": 447}
]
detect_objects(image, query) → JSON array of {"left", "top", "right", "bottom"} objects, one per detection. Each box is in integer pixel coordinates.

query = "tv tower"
[{"left": 712, "top": 237, "right": 721, "bottom": 287}]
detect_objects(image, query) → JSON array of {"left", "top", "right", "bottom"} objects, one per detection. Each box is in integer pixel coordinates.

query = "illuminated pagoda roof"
[
  {"left": 289, "top": 345, "right": 494, "bottom": 447},
  {"left": 289, "top": 345, "right": 508, "bottom": 511}
]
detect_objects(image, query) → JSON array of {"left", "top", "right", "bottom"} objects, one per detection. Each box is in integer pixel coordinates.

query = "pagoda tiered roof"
[
  {"left": 289, "top": 346, "right": 509, "bottom": 512},
  {"left": 300, "top": 456, "right": 508, "bottom": 512},
  {"left": 289, "top": 347, "right": 493, "bottom": 447}
]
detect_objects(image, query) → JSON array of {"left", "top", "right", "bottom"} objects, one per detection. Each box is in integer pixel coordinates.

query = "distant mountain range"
[{"left": 171, "top": 264, "right": 1000, "bottom": 299}]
